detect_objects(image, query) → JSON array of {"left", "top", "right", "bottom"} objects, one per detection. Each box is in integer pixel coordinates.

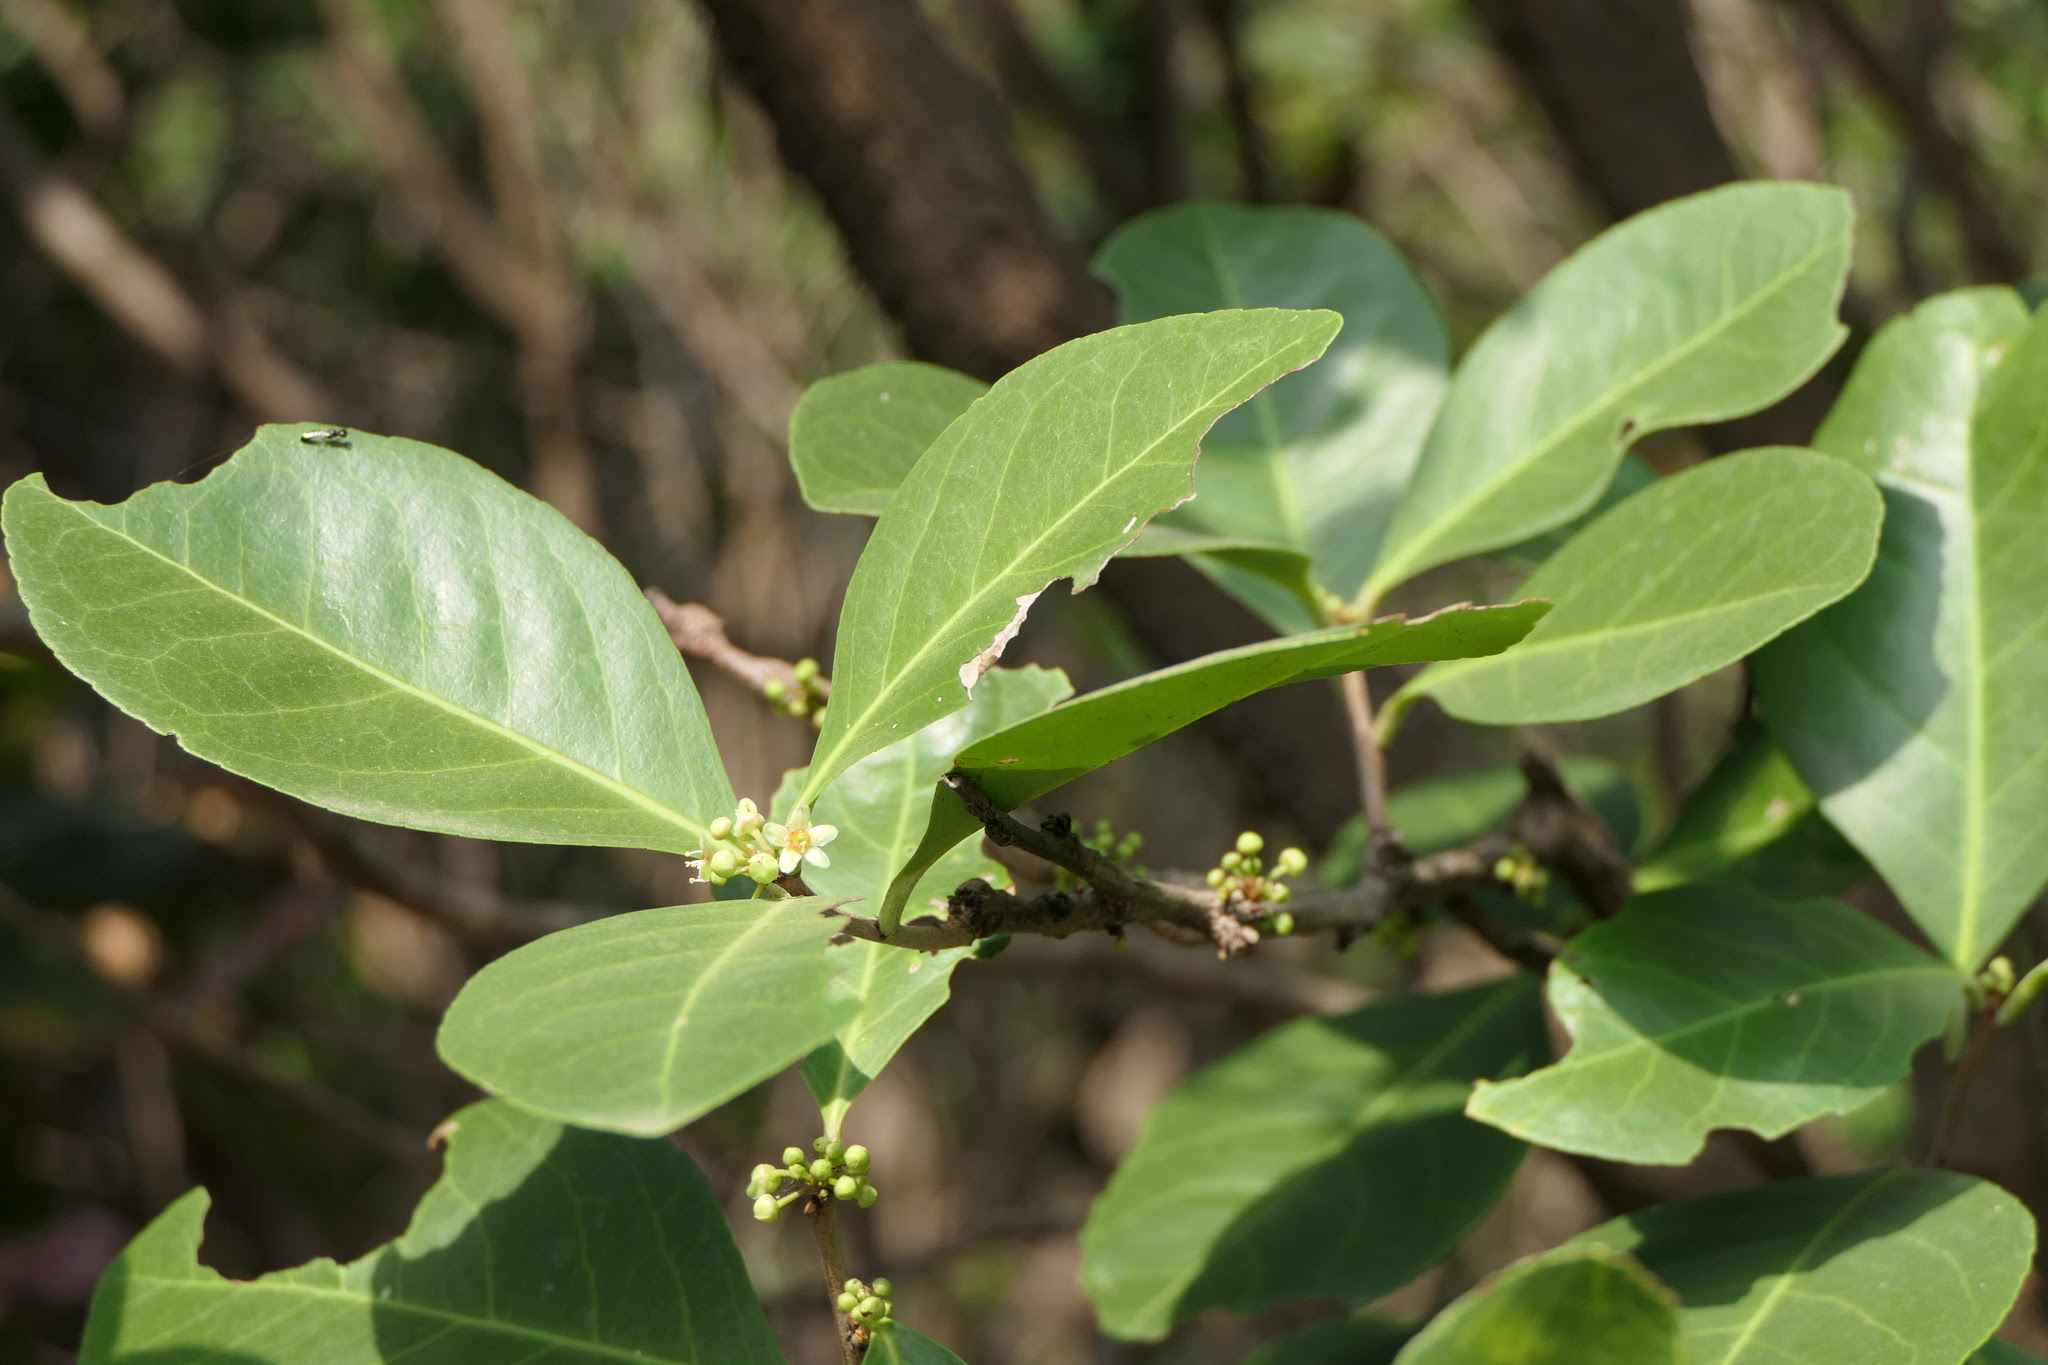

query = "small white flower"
[{"left": 764, "top": 803, "right": 838, "bottom": 874}]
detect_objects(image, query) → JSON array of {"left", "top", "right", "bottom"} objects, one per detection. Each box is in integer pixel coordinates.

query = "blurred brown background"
[{"left": 0, "top": 1, "right": 2044, "bottom": 1361}]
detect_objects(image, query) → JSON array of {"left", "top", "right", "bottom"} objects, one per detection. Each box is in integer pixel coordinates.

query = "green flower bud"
[
  {"left": 1277, "top": 846, "right": 1308, "bottom": 876},
  {"left": 826, "top": 1139, "right": 846, "bottom": 1161},
  {"left": 1236, "top": 831, "right": 1264, "bottom": 856},
  {"left": 857, "top": 1296, "right": 884, "bottom": 1319},
  {"left": 1268, "top": 881, "right": 1291, "bottom": 903},
  {"left": 1205, "top": 867, "right": 1226, "bottom": 888},
  {"left": 793, "top": 657, "right": 819, "bottom": 683},
  {"left": 857, "top": 1182, "right": 879, "bottom": 1208},
  {"left": 782, "top": 1146, "right": 807, "bottom": 1167},
  {"left": 834, "top": 1174, "right": 860, "bottom": 1200},
  {"left": 813, "top": 1136, "right": 831, "bottom": 1154},
  {"left": 747, "top": 852, "right": 780, "bottom": 884},
  {"left": 810, "top": 1157, "right": 835, "bottom": 1181},
  {"left": 752, "top": 1194, "right": 779, "bottom": 1223},
  {"left": 872, "top": 1277, "right": 893, "bottom": 1297},
  {"left": 764, "top": 677, "right": 788, "bottom": 700},
  {"left": 709, "top": 816, "right": 734, "bottom": 840},
  {"left": 844, "top": 1144, "right": 871, "bottom": 1174},
  {"left": 1220, "top": 850, "right": 1243, "bottom": 872},
  {"left": 709, "top": 847, "right": 744, "bottom": 878},
  {"left": 1272, "top": 911, "right": 1296, "bottom": 936},
  {"left": 837, "top": 1290, "right": 859, "bottom": 1313}
]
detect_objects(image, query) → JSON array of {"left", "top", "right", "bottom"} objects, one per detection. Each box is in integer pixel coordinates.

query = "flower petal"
[
  {"left": 762, "top": 823, "right": 789, "bottom": 848},
  {"left": 806, "top": 848, "right": 831, "bottom": 869},
  {"left": 779, "top": 849, "right": 801, "bottom": 874},
  {"left": 810, "top": 824, "right": 838, "bottom": 846}
]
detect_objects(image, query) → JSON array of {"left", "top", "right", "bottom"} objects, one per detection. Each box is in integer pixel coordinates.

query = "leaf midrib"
[
  {"left": 805, "top": 332, "right": 1321, "bottom": 803},
  {"left": 1371, "top": 223, "right": 1846, "bottom": 592},
  {"left": 44, "top": 491, "right": 708, "bottom": 844},
  {"left": 1709, "top": 1170, "right": 1904, "bottom": 1364},
  {"left": 658, "top": 902, "right": 823, "bottom": 1113},
  {"left": 127, "top": 1273, "right": 703, "bottom": 1365}
]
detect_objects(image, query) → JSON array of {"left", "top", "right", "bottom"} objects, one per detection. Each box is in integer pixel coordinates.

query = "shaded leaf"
[
  {"left": 1755, "top": 288, "right": 2048, "bottom": 969},
  {"left": 1080, "top": 978, "right": 1543, "bottom": 1341},
  {"left": 1392, "top": 1244, "right": 1688, "bottom": 1365},
  {"left": 780, "top": 667, "right": 1072, "bottom": 1125},
  {"left": 1119, "top": 523, "right": 1324, "bottom": 633},
  {"left": 1972, "top": 1342, "right": 2047, "bottom": 1364},
  {"left": 866, "top": 1324, "right": 969, "bottom": 1364},
  {"left": 789, "top": 362, "right": 988, "bottom": 516},
  {"left": 1395, "top": 448, "right": 1881, "bottom": 730},
  {"left": 1469, "top": 884, "right": 1958, "bottom": 1164},
  {"left": 1097, "top": 201, "right": 1448, "bottom": 609},
  {"left": 1366, "top": 183, "right": 1852, "bottom": 598},
  {"left": 1633, "top": 721, "right": 1871, "bottom": 897},
  {"left": 437, "top": 896, "right": 854, "bottom": 1136},
  {"left": 801, "top": 309, "right": 1340, "bottom": 805},
  {"left": 880, "top": 600, "right": 1548, "bottom": 929},
  {"left": 1585, "top": 1168, "right": 2035, "bottom": 1364},
  {"left": 79, "top": 1100, "right": 783, "bottom": 1365},
  {"left": 1, "top": 424, "right": 733, "bottom": 851},
  {"left": 1244, "top": 1316, "right": 1412, "bottom": 1365}
]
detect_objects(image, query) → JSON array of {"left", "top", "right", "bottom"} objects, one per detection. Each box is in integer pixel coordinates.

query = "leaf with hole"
[
  {"left": 879, "top": 599, "right": 1547, "bottom": 930},
  {"left": 1392, "top": 1244, "right": 1688, "bottom": 1365},
  {"left": 79, "top": 1099, "right": 784, "bottom": 1365},
  {"left": 437, "top": 896, "right": 854, "bottom": 1136},
  {"left": 1097, "top": 201, "right": 1448, "bottom": 614},
  {"left": 1, "top": 424, "right": 734, "bottom": 851},
  {"left": 1365, "top": 183, "right": 1852, "bottom": 598},
  {"left": 1756, "top": 288, "right": 2048, "bottom": 969},
  {"left": 801, "top": 309, "right": 1340, "bottom": 806},
  {"left": 1080, "top": 978, "right": 1543, "bottom": 1341},
  {"left": 1392, "top": 447, "right": 1881, "bottom": 732},
  {"left": 1468, "top": 884, "right": 1959, "bottom": 1164},
  {"left": 1582, "top": 1168, "right": 2035, "bottom": 1364},
  {"left": 779, "top": 666, "right": 1072, "bottom": 1127},
  {"left": 789, "top": 361, "right": 988, "bottom": 516}
]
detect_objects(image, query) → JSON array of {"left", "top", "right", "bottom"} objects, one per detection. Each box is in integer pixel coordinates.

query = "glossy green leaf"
[
  {"left": 802, "top": 308, "right": 1340, "bottom": 805},
  {"left": 1, "top": 424, "right": 732, "bottom": 852},
  {"left": 438, "top": 896, "right": 854, "bottom": 1136},
  {"left": 79, "top": 1099, "right": 783, "bottom": 1365},
  {"left": 1395, "top": 448, "right": 1881, "bottom": 731},
  {"left": 1392, "top": 1244, "right": 1688, "bottom": 1365},
  {"left": 1468, "top": 884, "right": 1959, "bottom": 1164},
  {"left": 1755, "top": 288, "right": 2048, "bottom": 969},
  {"left": 789, "top": 362, "right": 988, "bottom": 516},
  {"left": 1245, "top": 1316, "right": 1412, "bottom": 1365},
  {"left": 1491, "top": 452, "right": 1659, "bottom": 571},
  {"left": 1097, "top": 201, "right": 1449, "bottom": 607},
  {"left": 782, "top": 667, "right": 1072, "bottom": 1126},
  {"left": 1633, "top": 721, "right": 1870, "bottom": 897},
  {"left": 866, "top": 1324, "right": 969, "bottom": 1364},
  {"left": 1080, "top": 978, "right": 1544, "bottom": 1341},
  {"left": 1366, "top": 183, "right": 1852, "bottom": 598},
  {"left": 879, "top": 600, "right": 1548, "bottom": 930},
  {"left": 1585, "top": 1168, "right": 2035, "bottom": 1364}
]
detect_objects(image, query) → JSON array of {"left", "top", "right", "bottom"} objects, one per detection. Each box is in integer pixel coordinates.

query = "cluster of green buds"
[
  {"left": 836, "top": 1276, "right": 895, "bottom": 1339},
  {"left": 1493, "top": 847, "right": 1550, "bottom": 903},
  {"left": 688, "top": 798, "right": 838, "bottom": 888},
  {"left": 747, "top": 1136, "right": 878, "bottom": 1223},
  {"left": 1053, "top": 816, "right": 1145, "bottom": 894},
  {"left": 763, "top": 657, "right": 829, "bottom": 727},
  {"left": 1207, "top": 832, "right": 1308, "bottom": 934}
]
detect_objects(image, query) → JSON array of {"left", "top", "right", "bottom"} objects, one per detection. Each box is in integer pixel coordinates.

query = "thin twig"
[
  {"left": 1340, "top": 671, "right": 1394, "bottom": 843},
  {"left": 1442, "top": 893, "right": 1559, "bottom": 973},
  {"left": 1509, "top": 752, "right": 1633, "bottom": 919},
  {"left": 807, "top": 1197, "right": 859, "bottom": 1365},
  {"left": 644, "top": 590, "right": 825, "bottom": 699}
]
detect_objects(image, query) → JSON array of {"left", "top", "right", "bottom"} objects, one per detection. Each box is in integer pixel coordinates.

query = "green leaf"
[
  {"left": 1491, "top": 452, "right": 1659, "bottom": 572},
  {"left": 1584, "top": 1168, "right": 2036, "bottom": 1364},
  {"left": 1467, "top": 884, "right": 1960, "bottom": 1165},
  {"left": 1365, "top": 183, "right": 1852, "bottom": 598},
  {"left": 1973, "top": 1342, "right": 2047, "bottom": 1364},
  {"left": 789, "top": 362, "right": 988, "bottom": 516},
  {"left": 1079, "top": 978, "right": 1544, "bottom": 1341},
  {"left": 801, "top": 308, "right": 1340, "bottom": 806},
  {"left": 1394, "top": 447, "right": 1881, "bottom": 731},
  {"left": 1392, "top": 1244, "right": 1688, "bottom": 1365},
  {"left": 1755, "top": 288, "right": 2048, "bottom": 969},
  {"left": 437, "top": 896, "right": 855, "bottom": 1136},
  {"left": 79, "top": 1099, "right": 783, "bottom": 1365},
  {"left": 880, "top": 600, "right": 1548, "bottom": 930},
  {"left": 1633, "top": 721, "right": 1871, "bottom": 897},
  {"left": 1096, "top": 201, "right": 1449, "bottom": 607},
  {"left": 781, "top": 667, "right": 1072, "bottom": 1126},
  {"left": 1, "top": 424, "right": 732, "bottom": 852},
  {"left": 865, "top": 1323, "right": 969, "bottom": 1364},
  {"left": 1245, "top": 1316, "right": 1413, "bottom": 1365},
  {"left": 1119, "top": 523, "right": 1324, "bottom": 634}
]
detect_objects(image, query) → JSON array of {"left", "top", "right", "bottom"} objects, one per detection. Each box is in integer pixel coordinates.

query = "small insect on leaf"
[{"left": 299, "top": 427, "right": 351, "bottom": 446}]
